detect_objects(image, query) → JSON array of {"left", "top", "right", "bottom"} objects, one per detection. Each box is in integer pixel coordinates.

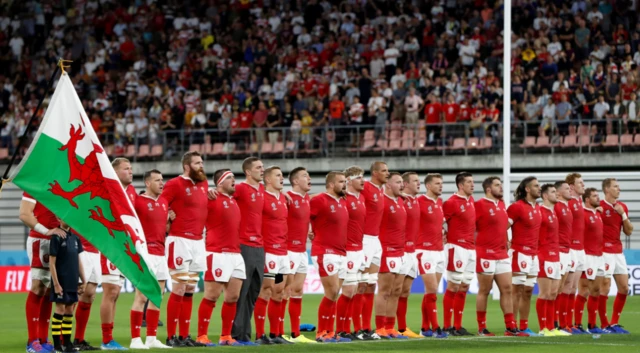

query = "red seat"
[
  {"left": 105, "top": 145, "right": 114, "bottom": 156},
  {"left": 450, "top": 138, "right": 466, "bottom": 150},
  {"left": 577, "top": 135, "right": 590, "bottom": 147},
  {"left": 261, "top": 142, "right": 273, "bottom": 154},
  {"left": 0, "top": 148, "right": 8, "bottom": 159},
  {"left": 399, "top": 137, "right": 414, "bottom": 151},
  {"left": 210, "top": 143, "right": 224, "bottom": 155},
  {"left": 519, "top": 136, "right": 536, "bottom": 148},
  {"left": 603, "top": 134, "right": 619, "bottom": 147},
  {"left": 188, "top": 144, "right": 202, "bottom": 153},
  {"left": 272, "top": 142, "right": 284, "bottom": 154},
  {"left": 125, "top": 145, "right": 136, "bottom": 157},
  {"left": 389, "top": 130, "right": 401, "bottom": 140},
  {"left": 150, "top": 145, "right": 163, "bottom": 157},
  {"left": 535, "top": 136, "right": 550, "bottom": 148},
  {"left": 402, "top": 129, "right": 415, "bottom": 140},
  {"left": 467, "top": 137, "right": 480, "bottom": 149},
  {"left": 137, "top": 145, "right": 150, "bottom": 158},
  {"left": 363, "top": 130, "right": 375, "bottom": 141},
  {"left": 621, "top": 134, "right": 634, "bottom": 146},
  {"left": 387, "top": 139, "right": 401, "bottom": 151},
  {"left": 561, "top": 135, "right": 577, "bottom": 148},
  {"left": 475, "top": 137, "right": 492, "bottom": 150}
]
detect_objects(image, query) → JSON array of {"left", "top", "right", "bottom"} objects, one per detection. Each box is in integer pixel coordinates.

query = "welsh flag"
[{"left": 9, "top": 73, "right": 162, "bottom": 306}]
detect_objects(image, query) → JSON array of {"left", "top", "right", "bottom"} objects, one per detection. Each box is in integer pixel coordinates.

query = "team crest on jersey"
[
  {"left": 460, "top": 205, "right": 465, "bottom": 212},
  {"left": 110, "top": 262, "right": 117, "bottom": 271},
  {"left": 520, "top": 261, "right": 527, "bottom": 269},
  {"left": 351, "top": 202, "right": 357, "bottom": 210},
  {"left": 330, "top": 205, "right": 336, "bottom": 213},
  {"left": 605, "top": 263, "right": 610, "bottom": 271},
  {"left": 456, "top": 260, "right": 463, "bottom": 268},
  {"left": 605, "top": 210, "right": 611, "bottom": 216},
  {"left": 271, "top": 202, "right": 277, "bottom": 211},
  {"left": 489, "top": 208, "right": 495, "bottom": 216},
  {"left": 294, "top": 200, "right": 300, "bottom": 208},
  {"left": 424, "top": 262, "right": 431, "bottom": 270},
  {"left": 347, "top": 261, "right": 354, "bottom": 269},
  {"left": 528, "top": 211, "right": 533, "bottom": 220},
  {"left": 176, "top": 257, "right": 183, "bottom": 266},
  {"left": 562, "top": 208, "right": 567, "bottom": 215},
  {"left": 148, "top": 202, "right": 154, "bottom": 211},
  {"left": 390, "top": 205, "right": 396, "bottom": 213},
  {"left": 406, "top": 202, "right": 412, "bottom": 209},
  {"left": 268, "top": 261, "right": 276, "bottom": 269},
  {"left": 483, "top": 261, "right": 490, "bottom": 269},
  {"left": 373, "top": 193, "right": 378, "bottom": 201},
  {"left": 587, "top": 268, "right": 593, "bottom": 276},
  {"left": 548, "top": 216, "right": 553, "bottom": 223},
  {"left": 129, "top": 193, "right": 135, "bottom": 201},
  {"left": 590, "top": 216, "right": 595, "bottom": 223},
  {"left": 43, "top": 254, "right": 50, "bottom": 264},
  {"left": 327, "top": 264, "right": 335, "bottom": 272},
  {"left": 200, "top": 187, "right": 205, "bottom": 193},
  {"left": 185, "top": 187, "right": 192, "bottom": 196},
  {"left": 389, "top": 260, "right": 396, "bottom": 269},
  {"left": 223, "top": 201, "right": 229, "bottom": 208},
  {"left": 573, "top": 204, "right": 578, "bottom": 210},
  {"left": 215, "top": 268, "right": 223, "bottom": 277},
  {"left": 290, "top": 261, "right": 295, "bottom": 269},
  {"left": 428, "top": 206, "right": 433, "bottom": 213}
]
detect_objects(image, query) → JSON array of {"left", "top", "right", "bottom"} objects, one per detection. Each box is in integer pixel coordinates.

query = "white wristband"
[
  {"left": 622, "top": 213, "right": 628, "bottom": 221},
  {"left": 34, "top": 223, "right": 49, "bottom": 235}
]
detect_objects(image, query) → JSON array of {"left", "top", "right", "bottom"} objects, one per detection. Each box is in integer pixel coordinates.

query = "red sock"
[
  {"left": 74, "top": 301, "right": 92, "bottom": 341},
  {"left": 385, "top": 316, "right": 396, "bottom": 330},
  {"left": 610, "top": 293, "right": 627, "bottom": 325},
  {"left": 362, "top": 293, "right": 374, "bottom": 331},
  {"left": 351, "top": 294, "right": 363, "bottom": 332},
  {"left": 443, "top": 289, "right": 455, "bottom": 328},
  {"left": 130, "top": 310, "right": 143, "bottom": 339},
  {"left": 553, "top": 298, "right": 560, "bottom": 325},
  {"left": 101, "top": 323, "right": 113, "bottom": 344},
  {"left": 598, "top": 296, "right": 609, "bottom": 328},
  {"left": 26, "top": 292, "right": 41, "bottom": 342},
  {"left": 546, "top": 299, "right": 555, "bottom": 330},
  {"left": 254, "top": 297, "right": 268, "bottom": 338},
  {"left": 453, "top": 291, "right": 467, "bottom": 329},
  {"left": 268, "top": 299, "right": 282, "bottom": 336},
  {"left": 289, "top": 297, "right": 302, "bottom": 337},
  {"left": 397, "top": 297, "right": 408, "bottom": 331},
  {"left": 556, "top": 293, "right": 567, "bottom": 328},
  {"left": 587, "top": 296, "right": 598, "bottom": 328},
  {"left": 568, "top": 293, "right": 576, "bottom": 326},
  {"left": 179, "top": 294, "right": 193, "bottom": 338},
  {"left": 279, "top": 299, "right": 287, "bottom": 336},
  {"left": 504, "top": 313, "right": 515, "bottom": 330},
  {"left": 38, "top": 294, "right": 52, "bottom": 343},
  {"left": 197, "top": 298, "right": 216, "bottom": 337},
  {"left": 477, "top": 311, "right": 487, "bottom": 331},
  {"left": 336, "top": 295, "right": 351, "bottom": 333},
  {"left": 345, "top": 296, "right": 355, "bottom": 333},
  {"left": 146, "top": 309, "right": 160, "bottom": 337},
  {"left": 329, "top": 300, "right": 338, "bottom": 332},
  {"left": 574, "top": 295, "right": 587, "bottom": 326},
  {"left": 166, "top": 293, "right": 183, "bottom": 338},
  {"left": 375, "top": 315, "right": 385, "bottom": 330},
  {"left": 420, "top": 295, "right": 429, "bottom": 330},
  {"left": 427, "top": 293, "right": 440, "bottom": 329},
  {"left": 519, "top": 319, "right": 528, "bottom": 331},
  {"left": 221, "top": 301, "right": 237, "bottom": 336},
  {"left": 536, "top": 298, "right": 547, "bottom": 331},
  {"left": 317, "top": 297, "right": 334, "bottom": 333}
]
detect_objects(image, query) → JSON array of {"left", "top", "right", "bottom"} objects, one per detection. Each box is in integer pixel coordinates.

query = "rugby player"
[{"left": 553, "top": 180, "right": 573, "bottom": 332}]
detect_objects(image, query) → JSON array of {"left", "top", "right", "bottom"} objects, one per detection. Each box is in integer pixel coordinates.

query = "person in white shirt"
[
  {"left": 404, "top": 87, "right": 424, "bottom": 125},
  {"left": 458, "top": 37, "right": 477, "bottom": 68},
  {"left": 297, "top": 27, "right": 312, "bottom": 47},
  {"left": 552, "top": 72, "right": 569, "bottom": 92},
  {"left": 594, "top": 95, "right": 610, "bottom": 121},
  {"left": 547, "top": 34, "right": 562, "bottom": 60},
  {"left": 540, "top": 99, "right": 556, "bottom": 136},
  {"left": 626, "top": 92, "right": 640, "bottom": 134},
  {"left": 367, "top": 90, "right": 385, "bottom": 117},
  {"left": 384, "top": 41, "right": 400, "bottom": 81},
  {"left": 370, "top": 53, "right": 385, "bottom": 81},
  {"left": 9, "top": 35, "right": 24, "bottom": 60},
  {"left": 390, "top": 67, "right": 407, "bottom": 89}
]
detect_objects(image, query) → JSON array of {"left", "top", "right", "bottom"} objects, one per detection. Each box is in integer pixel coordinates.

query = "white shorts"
[
  {"left": 476, "top": 257, "right": 511, "bottom": 275},
  {"left": 147, "top": 254, "right": 170, "bottom": 281},
  {"left": 400, "top": 252, "right": 418, "bottom": 278},
  {"left": 205, "top": 252, "right": 246, "bottom": 282},
  {"left": 264, "top": 252, "right": 289, "bottom": 275},
  {"left": 416, "top": 249, "right": 445, "bottom": 275},
  {"left": 559, "top": 251, "right": 571, "bottom": 276},
  {"left": 80, "top": 251, "right": 101, "bottom": 285},
  {"left": 603, "top": 252, "right": 628, "bottom": 277},
  {"left": 584, "top": 255, "right": 606, "bottom": 280},
  {"left": 101, "top": 255, "right": 124, "bottom": 286},
  {"left": 288, "top": 251, "right": 309, "bottom": 275},
  {"left": 445, "top": 243, "right": 476, "bottom": 274},
  {"left": 27, "top": 237, "right": 51, "bottom": 287},
  {"left": 345, "top": 250, "right": 365, "bottom": 275},
  {"left": 362, "top": 235, "right": 383, "bottom": 268},
  {"left": 569, "top": 249, "right": 586, "bottom": 273},
  {"left": 509, "top": 249, "right": 539, "bottom": 276},
  {"left": 539, "top": 260, "right": 561, "bottom": 280},
  {"left": 166, "top": 236, "right": 207, "bottom": 274},
  {"left": 312, "top": 254, "right": 344, "bottom": 277}
]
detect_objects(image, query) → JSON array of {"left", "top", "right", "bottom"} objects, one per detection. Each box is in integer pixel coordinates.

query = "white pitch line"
[{"left": 453, "top": 337, "right": 637, "bottom": 347}]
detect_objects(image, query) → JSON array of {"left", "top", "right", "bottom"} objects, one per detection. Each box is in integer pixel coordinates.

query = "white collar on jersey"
[
  {"left": 179, "top": 175, "right": 198, "bottom": 185},
  {"left": 139, "top": 193, "right": 160, "bottom": 202},
  {"left": 265, "top": 190, "right": 281, "bottom": 199},
  {"left": 602, "top": 199, "right": 616, "bottom": 207},
  {"left": 453, "top": 193, "right": 471, "bottom": 201},
  {"left": 541, "top": 204, "right": 555, "bottom": 212},
  {"left": 384, "top": 193, "right": 399, "bottom": 203},
  {"left": 421, "top": 194, "right": 440, "bottom": 203},
  {"left": 482, "top": 197, "right": 500, "bottom": 206},
  {"left": 557, "top": 199, "right": 569, "bottom": 206},
  {"left": 239, "top": 181, "right": 262, "bottom": 191},
  {"left": 367, "top": 180, "right": 385, "bottom": 190},
  {"left": 324, "top": 192, "right": 342, "bottom": 201},
  {"left": 584, "top": 207, "right": 598, "bottom": 214},
  {"left": 288, "top": 190, "right": 308, "bottom": 198},
  {"left": 346, "top": 191, "right": 361, "bottom": 198}
]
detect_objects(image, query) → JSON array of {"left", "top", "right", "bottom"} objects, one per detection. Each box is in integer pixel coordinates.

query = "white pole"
[{"left": 493, "top": 0, "right": 512, "bottom": 301}]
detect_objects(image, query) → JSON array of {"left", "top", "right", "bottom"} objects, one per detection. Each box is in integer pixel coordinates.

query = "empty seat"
[
  {"left": 0, "top": 148, "right": 8, "bottom": 159},
  {"left": 150, "top": 145, "right": 163, "bottom": 157},
  {"left": 363, "top": 130, "right": 375, "bottom": 141},
  {"left": 272, "top": 142, "right": 284, "bottom": 154},
  {"left": 519, "top": 136, "right": 536, "bottom": 148},
  {"left": 402, "top": 129, "right": 415, "bottom": 140},
  {"left": 389, "top": 130, "right": 401, "bottom": 140},
  {"left": 535, "top": 136, "right": 550, "bottom": 148},
  {"left": 137, "top": 145, "right": 150, "bottom": 158},
  {"left": 451, "top": 138, "right": 466, "bottom": 150},
  {"left": 105, "top": 145, "right": 114, "bottom": 156},
  {"left": 621, "top": 134, "right": 634, "bottom": 146},
  {"left": 467, "top": 137, "right": 479, "bottom": 149},
  {"left": 210, "top": 143, "right": 225, "bottom": 155},
  {"left": 188, "top": 144, "right": 202, "bottom": 153},
  {"left": 478, "top": 137, "right": 493, "bottom": 150},
  {"left": 561, "top": 135, "right": 577, "bottom": 148},
  {"left": 125, "top": 145, "right": 136, "bottom": 157},
  {"left": 603, "top": 134, "right": 619, "bottom": 147},
  {"left": 577, "top": 135, "right": 590, "bottom": 147},
  {"left": 261, "top": 142, "right": 273, "bottom": 154},
  {"left": 387, "top": 139, "right": 401, "bottom": 151}
]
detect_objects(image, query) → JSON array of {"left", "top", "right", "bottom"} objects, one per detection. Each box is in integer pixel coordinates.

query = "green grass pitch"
[{"left": 1, "top": 293, "right": 639, "bottom": 352}]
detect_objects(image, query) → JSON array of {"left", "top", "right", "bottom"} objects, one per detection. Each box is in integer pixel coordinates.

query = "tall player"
[
  {"left": 342, "top": 166, "right": 368, "bottom": 340},
  {"left": 284, "top": 167, "right": 316, "bottom": 343},
  {"left": 232, "top": 157, "right": 265, "bottom": 345},
  {"left": 162, "top": 151, "right": 209, "bottom": 347},
  {"left": 310, "top": 172, "right": 350, "bottom": 343},
  {"left": 196, "top": 169, "right": 245, "bottom": 346},
  {"left": 20, "top": 193, "right": 64, "bottom": 353},
  {"left": 396, "top": 172, "right": 422, "bottom": 338},
  {"left": 474, "top": 177, "right": 526, "bottom": 336},
  {"left": 508, "top": 176, "right": 541, "bottom": 336},
  {"left": 254, "top": 166, "right": 291, "bottom": 345},
  {"left": 554, "top": 180, "right": 574, "bottom": 332},
  {"left": 416, "top": 174, "right": 448, "bottom": 338},
  {"left": 360, "top": 161, "right": 389, "bottom": 334},
  {"left": 130, "top": 170, "right": 172, "bottom": 349},
  {"left": 580, "top": 188, "right": 608, "bottom": 334},
  {"left": 442, "top": 172, "right": 476, "bottom": 336},
  {"left": 600, "top": 178, "right": 633, "bottom": 334},
  {"left": 375, "top": 173, "right": 408, "bottom": 339},
  {"left": 536, "top": 184, "right": 570, "bottom": 336}
]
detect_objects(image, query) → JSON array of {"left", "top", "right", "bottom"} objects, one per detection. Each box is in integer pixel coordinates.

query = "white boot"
[
  {"left": 145, "top": 337, "right": 172, "bottom": 349},
  {"left": 130, "top": 337, "right": 149, "bottom": 349}
]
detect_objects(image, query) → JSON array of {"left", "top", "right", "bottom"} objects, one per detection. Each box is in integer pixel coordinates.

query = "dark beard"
[
  {"left": 189, "top": 168, "right": 207, "bottom": 182},
  {"left": 336, "top": 187, "right": 346, "bottom": 197}
]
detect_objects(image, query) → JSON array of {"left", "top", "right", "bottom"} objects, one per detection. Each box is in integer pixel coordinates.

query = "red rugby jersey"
[
  {"left": 22, "top": 192, "right": 59, "bottom": 240},
  {"left": 206, "top": 193, "right": 241, "bottom": 253},
  {"left": 569, "top": 197, "right": 585, "bottom": 251},
  {"left": 361, "top": 181, "right": 385, "bottom": 236},
  {"left": 134, "top": 194, "right": 169, "bottom": 256},
  {"left": 379, "top": 194, "right": 407, "bottom": 257},
  {"left": 554, "top": 200, "right": 573, "bottom": 252},
  {"left": 125, "top": 184, "right": 137, "bottom": 204},
  {"left": 234, "top": 182, "right": 265, "bottom": 247},
  {"left": 538, "top": 205, "right": 560, "bottom": 261},
  {"left": 507, "top": 199, "right": 542, "bottom": 256},
  {"left": 417, "top": 195, "right": 444, "bottom": 251},
  {"left": 443, "top": 194, "right": 476, "bottom": 249},
  {"left": 287, "top": 191, "right": 310, "bottom": 253},
  {"left": 163, "top": 176, "right": 209, "bottom": 240},
  {"left": 600, "top": 200, "right": 628, "bottom": 254},
  {"left": 310, "top": 193, "right": 349, "bottom": 256},
  {"left": 346, "top": 192, "right": 366, "bottom": 251},
  {"left": 583, "top": 207, "right": 604, "bottom": 256},
  {"left": 403, "top": 195, "right": 419, "bottom": 253},
  {"left": 475, "top": 198, "right": 509, "bottom": 260},
  {"left": 262, "top": 191, "right": 288, "bottom": 255}
]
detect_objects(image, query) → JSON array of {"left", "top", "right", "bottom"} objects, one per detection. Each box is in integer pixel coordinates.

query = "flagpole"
[{"left": 0, "top": 59, "right": 71, "bottom": 195}]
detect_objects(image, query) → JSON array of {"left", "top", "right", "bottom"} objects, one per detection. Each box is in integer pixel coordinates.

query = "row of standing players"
[{"left": 21, "top": 153, "right": 633, "bottom": 351}]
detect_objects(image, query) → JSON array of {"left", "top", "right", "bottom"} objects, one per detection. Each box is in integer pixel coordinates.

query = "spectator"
[
  {"left": 404, "top": 87, "right": 424, "bottom": 126},
  {"left": 626, "top": 92, "right": 640, "bottom": 134},
  {"left": 374, "top": 99, "right": 388, "bottom": 147},
  {"left": 555, "top": 95, "right": 572, "bottom": 136},
  {"left": 300, "top": 110, "right": 314, "bottom": 148},
  {"left": 266, "top": 106, "right": 281, "bottom": 144},
  {"left": 253, "top": 102, "right": 269, "bottom": 146},
  {"left": 540, "top": 99, "right": 557, "bottom": 137},
  {"left": 524, "top": 95, "right": 541, "bottom": 137},
  {"left": 607, "top": 94, "right": 625, "bottom": 135}
]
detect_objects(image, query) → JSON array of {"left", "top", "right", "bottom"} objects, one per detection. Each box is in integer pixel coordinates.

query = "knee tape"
[
  {"left": 512, "top": 274, "right": 526, "bottom": 286},
  {"left": 275, "top": 273, "right": 284, "bottom": 284},
  {"left": 344, "top": 273, "right": 358, "bottom": 286},
  {"left": 462, "top": 271, "right": 474, "bottom": 285},
  {"left": 359, "top": 272, "right": 369, "bottom": 283},
  {"left": 525, "top": 276, "right": 537, "bottom": 287},
  {"left": 264, "top": 273, "right": 276, "bottom": 280},
  {"left": 367, "top": 272, "right": 378, "bottom": 284},
  {"left": 446, "top": 271, "right": 462, "bottom": 284}
]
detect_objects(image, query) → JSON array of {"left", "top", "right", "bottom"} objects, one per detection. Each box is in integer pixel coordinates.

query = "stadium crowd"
[{"left": 0, "top": 0, "right": 506, "bottom": 158}]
